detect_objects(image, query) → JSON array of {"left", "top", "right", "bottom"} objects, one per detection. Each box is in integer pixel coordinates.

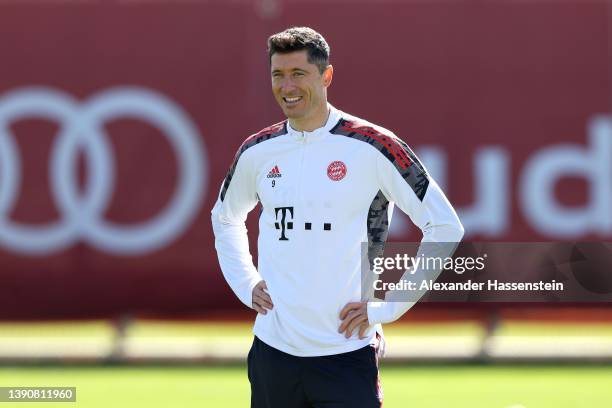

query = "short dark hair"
[{"left": 268, "top": 27, "right": 330, "bottom": 74}]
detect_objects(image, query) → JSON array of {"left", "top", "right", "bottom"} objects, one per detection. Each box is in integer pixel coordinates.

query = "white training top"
[{"left": 211, "top": 104, "right": 464, "bottom": 357}]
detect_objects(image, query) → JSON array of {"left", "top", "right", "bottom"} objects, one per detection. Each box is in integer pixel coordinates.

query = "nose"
[{"left": 279, "top": 78, "right": 297, "bottom": 94}]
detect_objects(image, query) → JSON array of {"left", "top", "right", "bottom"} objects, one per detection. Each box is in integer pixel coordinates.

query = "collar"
[{"left": 287, "top": 103, "right": 342, "bottom": 142}]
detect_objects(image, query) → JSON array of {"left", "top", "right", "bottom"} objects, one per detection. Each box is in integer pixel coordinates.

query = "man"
[{"left": 212, "top": 27, "right": 463, "bottom": 408}]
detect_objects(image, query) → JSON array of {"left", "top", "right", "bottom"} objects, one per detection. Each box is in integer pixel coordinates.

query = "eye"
[
  {"left": 293, "top": 72, "right": 305, "bottom": 77},
  {"left": 272, "top": 73, "right": 282, "bottom": 79}
]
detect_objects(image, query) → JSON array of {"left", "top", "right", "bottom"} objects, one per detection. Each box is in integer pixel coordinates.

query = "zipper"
[{"left": 295, "top": 131, "right": 307, "bottom": 223}]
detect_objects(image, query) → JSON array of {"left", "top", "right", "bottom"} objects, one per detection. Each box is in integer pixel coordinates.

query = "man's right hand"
[{"left": 252, "top": 280, "right": 274, "bottom": 315}]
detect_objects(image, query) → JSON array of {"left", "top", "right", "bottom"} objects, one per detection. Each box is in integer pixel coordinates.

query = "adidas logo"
[{"left": 266, "top": 165, "right": 282, "bottom": 178}]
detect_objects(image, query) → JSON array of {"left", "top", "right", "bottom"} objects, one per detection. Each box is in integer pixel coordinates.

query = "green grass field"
[
  {"left": 1, "top": 320, "right": 612, "bottom": 406},
  {"left": 1, "top": 365, "right": 610, "bottom": 408}
]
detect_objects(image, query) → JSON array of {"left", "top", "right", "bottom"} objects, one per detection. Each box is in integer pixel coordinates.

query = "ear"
[{"left": 322, "top": 65, "right": 334, "bottom": 88}]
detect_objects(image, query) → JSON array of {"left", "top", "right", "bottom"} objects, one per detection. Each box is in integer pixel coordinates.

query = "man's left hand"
[{"left": 338, "top": 302, "right": 370, "bottom": 339}]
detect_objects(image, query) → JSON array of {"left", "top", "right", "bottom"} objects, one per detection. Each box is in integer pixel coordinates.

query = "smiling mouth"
[{"left": 283, "top": 96, "right": 303, "bottom": 105}]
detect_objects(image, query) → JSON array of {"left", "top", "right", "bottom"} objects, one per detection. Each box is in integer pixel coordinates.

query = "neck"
[{"left": 289, "top": 103, "right": 330, "bottom": 132}]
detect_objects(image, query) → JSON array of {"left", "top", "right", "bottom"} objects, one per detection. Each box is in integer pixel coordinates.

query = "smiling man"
[
  {"left": 270, "top": 42, "right": 331, "bottom": 131},
  {"left": 212, "top": 27, "right": 464, "bottom": 408}
]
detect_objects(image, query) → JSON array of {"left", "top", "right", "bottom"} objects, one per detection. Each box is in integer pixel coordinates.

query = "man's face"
[{"left": 271, "top": 50, "right": 332, "bottom": 121}]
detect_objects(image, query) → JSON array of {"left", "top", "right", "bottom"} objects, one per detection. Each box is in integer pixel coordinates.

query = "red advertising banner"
[{"left": 0, "top": 0, "right": 609, "bottom": 318}]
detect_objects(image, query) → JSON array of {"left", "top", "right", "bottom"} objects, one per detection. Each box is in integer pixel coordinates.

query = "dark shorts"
[{"left": 247, "top": 336, "right": 383, "bottom": 408}]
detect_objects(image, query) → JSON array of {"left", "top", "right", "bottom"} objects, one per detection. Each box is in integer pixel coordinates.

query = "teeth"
[{"left": 284, "top": 97, "right": 301, "bottom": 103}]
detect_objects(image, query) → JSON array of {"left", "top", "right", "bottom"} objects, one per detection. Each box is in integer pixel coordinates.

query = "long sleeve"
[
  {"left": 367, "top": 139, "right": 464, "bottom": 325},
  {"left": 211, "top": 149, "right": 262, "bottom": 308}
]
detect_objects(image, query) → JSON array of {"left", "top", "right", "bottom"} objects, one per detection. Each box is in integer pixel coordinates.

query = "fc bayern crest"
[{"left": 327, "top": 161, "right": 347, "bottom": 181}]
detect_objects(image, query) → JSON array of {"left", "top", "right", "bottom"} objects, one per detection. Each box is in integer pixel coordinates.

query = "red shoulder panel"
[
  {"left": 340, "top": 120, "right": 413, "bottom": 170},
  {"left": 244, "top": 121, "right": 286, "bottom": 142}
]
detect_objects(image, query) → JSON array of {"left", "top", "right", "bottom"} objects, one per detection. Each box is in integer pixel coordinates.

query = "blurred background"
[{"left": 0, "top": 0, "right": 611, "bottom": 407}]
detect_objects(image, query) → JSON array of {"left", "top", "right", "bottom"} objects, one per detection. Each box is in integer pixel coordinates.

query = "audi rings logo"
[{"left": 0, "top": 87, "right": 207, "bottom": 256}]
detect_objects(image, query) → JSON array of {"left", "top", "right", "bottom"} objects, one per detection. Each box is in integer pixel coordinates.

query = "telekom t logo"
[
  {"left": 274, "top": 207, "right": 294, "bottom": 241},
  {"left": 273, "top": 207, "right": 333, "bottom": 240}
]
